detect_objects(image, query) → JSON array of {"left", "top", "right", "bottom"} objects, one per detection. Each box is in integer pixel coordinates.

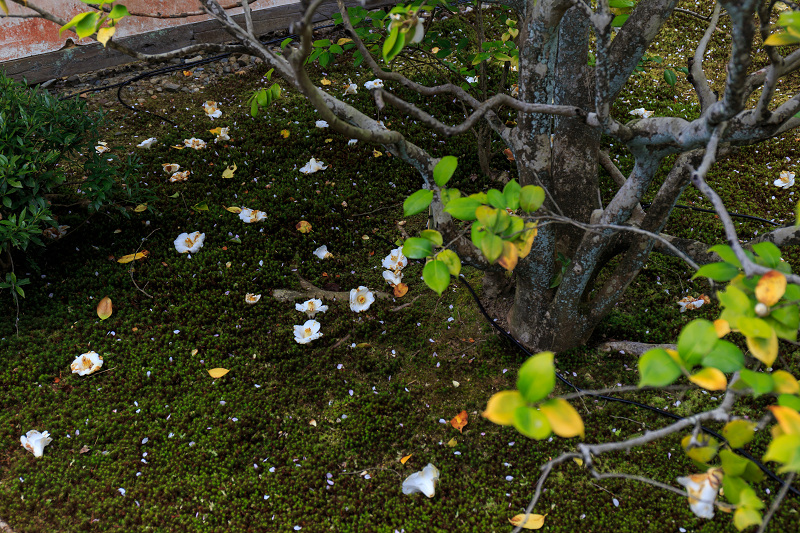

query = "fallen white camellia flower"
[
  {"left": 294, "top": 319, "right": 323, "bottom": 344},
  {"left": 239, "top": 207, "right": 267, "bottom": 223},
  {"left": 213, "top": 127, "right": 230, "bottom": 142},
  {"left": 203, "top": 101, "right": 222, "bottom": 119},
  {"left": 245, "top": 293, "right": 261, "bottom": 304},
  {"left": 300, "top": 157, "right": 328, "bottom": 174},
  {"left": 629, "top": 107, "right": 654, "bottom": 118},
  {"left": 383, "top": 270, "right": 403, "bottom": 287},
  {"left": 382, "top": 247, "right": 408, "bottom": 272},
  {"left": 344, "top": 80, "right": 358, "bottom": 95},
  {"left": 95, "top": 141, "right": 110, "bottom": 154},
  {"left": 313, "top": 245, "right": 333, "bottom": 259},
  {"left": 315, "top": 120, "right": 329, "bottom": 128},
  {"left": 20, "top": 430, "right": 53, "bottom": 458},
  {"left": 678, "top": 295, "right": 709, "bottom": 313},
  {"left": 402, "top": 463, "right": 440, "bottom": 497},
  {"left": 677, "top": 467, "right": 723, "bottom": 519},
  {"left": 364, "top": 79, "right": 384, "bottom": 90},
  {"left": 137, "top": 137, "right": 157, "bottom": 149},
  {"left": 350, "top": 286, "right": 375, "bottom": 313},
  {"left": 42, "top": 225, "right": 69, "bottom": 240},
  {"left": 296, "top": 298, "right": 328, "bottom": 318},
  {"left": 183, "top": 137, "right": 207, "bottom": 150},
  {"left": 162, "top": 163, "right": 180, "bottom": 174},
  {"left": 169, "top": 170, "right": 191, "bottom": 183},
  {"left": 70, "top": 350, "right": 104, "bottom": 376},
  {"left": 774, "top": 170, "right": 795, "bottom": 189},
  {"left": 174, "top": 231, "right": 205, "bottom": 254}
]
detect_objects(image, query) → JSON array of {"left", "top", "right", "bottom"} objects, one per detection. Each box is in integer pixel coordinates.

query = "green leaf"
[
  {"left": 692, "top": 261, "right": 740, "bottom": 281},
  {"left": 503, "top": 180, "right": 521, "bottom": 211},
  {"left": 663, "top": 69, "right": 677, "bottom": 86},
  {"left": 419, "top": 229, "right": 443, "bottom": 247},
  {"left": 638, "top": 348, "right": 682, "bottom": 387},
  {"left": 722, "top": 419, "right": 756, "bottom": 448},
  {"left": 764, "top": 32, "right": 800, "bottom": 46},
  {"left": 611, "top": 14, "right": 629, "bottom": 27},
  {"left": 701, "top": 340, "right": 744, "bottom": 373},
  {"left": 778, "top": 394, "right": 800, "bottom": 412},
  {"left": 75, "top": 12, "right": 99, "bottom": 39},
  {"left": 734, "top": 507, "right": 763, "bottom": 531},
  {"left": 763, "top": 434, "right": 800, "bottom": 471},
  {"left": 402, "top": 237, "right": 433, "bottom": 259},
  {"left": 444, "top": 197, "right": 481, "bottom": 220},
  {"left": 516, "top": 351, "right": 555, "bottom": 404},
  {"left": 737, "top": 317, "right": 773, "bottom": 338},
  {"left": 423, "top": 259, "right": 451, "bottom": 295},
  {"left": 280, "top": 37, "right": 293, "bottom": 49},
  {"left": 403, "top": 189, "right": 433, "bottom": 216},
  {"left": 250, "top": 99, "right": 259, "bottom": 117},
  {"left": 487, "top": 189, "right": 507, "bottom": 210},
  {"left": 441, "top": 188, "right": 461, "bottom": 207},
  {"left": 108, "top": 4, "right": 129, "bottom": 19},
  {"left": 433, "top": 156, "right": 458, "bottom": 187},
  {"left": 478, "top": 233, "right": 504, "bottom": 263},
  {"left": 437, "top": 249, "right": 461, "bottom": 276},
  {"left": 519, "top": 185, "right": 545, "bottom": 212},
  {"left": 720, "top": 449, "right": 749, "bottom": 477},
  {"left": 677, "top": 319, "right": 718, "bottom": 367},
  {"left": 313, "top": 39, "right": 331, "bottom": 48},
  {"left": 718, "top": 285, "right": 753, "bottom": 316},
  {"left": 60, "top": 12, "right": 92, "bottom": 35},
  {"left": 512, "top": 407, "right": 551, "bottom": 440},
  {"left": 738, "top": 368, "right": 774, "bottom": 397},
  {"left": 723, "top": 475, "right": 748, "bottom": 505},
  {"left": 752, "top": 241, "right": 782, "bottom": 268},
  {"left": 742, "top": 460, "right": 765, "bottom": 483}
]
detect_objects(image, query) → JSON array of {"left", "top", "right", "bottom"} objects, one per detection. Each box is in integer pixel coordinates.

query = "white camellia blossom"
[
  {"left": 382, "top": 248, "right": 408, "bottom": 272},
  {"left": 70, "top": 350, "right": 104, "bottom": 376},
  {"left": 350, "top": 286, "right": 375, "bottom": 312},
  {"left": 20, "top": 430, "right": 53, "bottom": 458},
  {"left": 183, "top": 137, "right": 207, "bottom": 150},
  {"left": 203, "top": 101, "right": 222, "bottom": 119},
  {"left": 296, "top": 298, "right": 328, "bottom": 318},
  {"left": 402, "top": 463, "right": 440, "bottom": 497},
  {"left": 169, "top": 170, "right": 191, "bottom": 183},
  {"left": 313, "top": 245, "right": 333, "bottom": 259},
  {"left": 137, "top": 137, "right": 157, "bottom": 149},
  {"left": 315, "top": 120, "right": 329, "bottom": 128},
  {"left": 678, "top": 295, "right": 706, "bottom": 312},
  {"left": 174, "top": 231, "right": 205, "bottom": 254},
  {"left": 300, "top": 157, "right": 328, "bottom": 174},
  {"left": 774, "top": 170, "right": 795, "bottom": 189},
  {"left": 410, "top": 19, "right": 425, "bottom": 43},
  {"left": 344, "top": 80, "right": 358, "bottom": 95},
  {"left": 677, "top": 468, "right": 723, "bottom": 519},
  {"left": 245, "top": 293, "right": 261, "bottom": 304},
  {"left": 214, "top": 127, "right": 230, "bottom": 143},
  {"left": 629, "top": 107, "right": 654, "bottom": 118},
  {"left": 162, "top": 163, "right": 180, "bottom": 174},
  {"left": 294, "top": 319, "right": 323, "bottom": 344},
  {"left": 383, "top": 270, "right": 403, "bottom": 287},
  {"left": 239, "top": 207, "right": 267, "bottom": 223},
  {"left": 364, "top": 79, "right": 384, "bottom": 90},
  {"left": 95, "top": 141, "right": 110, "bottom": 154}
]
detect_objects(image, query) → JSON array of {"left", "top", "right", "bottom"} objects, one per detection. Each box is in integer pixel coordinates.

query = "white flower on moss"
[
  {"left": 239, "top": 207, "right": 267, "bottom": 223},
  {"left": 162, "top": 163, "right": 180, "bottom": 174},
  {"left": 402, "top": 463, "right": 439, "bottom": 498},
  {"left": 245, "top": 293, "right": 261, "bottom": 305},
  {"left": 183, "top": 138, "right": 207, "bottom": 150},
  {"left": 313, "top": 245, "right": 333, "bottom": 259},
  {"left": 344, "top": 80, "right": 358, "bottom": 95},
  {"left": 774, "top": 170, "right": 795, "bottom": 189},
  {"left": 382, "top": 247, "right": 408, "bottom": 271},
  {"left": 350, "top": 286, "right": 375, "bottom": 312},
  {"left": 348, "top": 139, "right": 358, "bottom": 146},
  {"left": 364, "top": 79, "right": 384, "bottom": 90},
  {"left": 95, "top": 141, "right": 110, "bottom": 154},
  {"left": 203, "top": 101, "right": 222, "bottom": 119},
  {"left": 629, "top": 108, "right": 654, "bottom": 118},
  {"left": 300, "top": 157, "right": 327, "bottom": 174},
  {"left": 137, "top": 137, "right": 157, "bottom": 149},
  {"left": 677, "top": 468, "right": 723, "bottom": 519},
  {"left": 169, "top": 170, "right": 191, "bottom": 183},
  {"left": 294, "top": 319, "right": 322, "bottom": 344},
  {"left": 174, "top": 231, "right": 205, "bottom": 254},
  {"left": 214, "top": 127, "right": 230, "bottom": 143},
  {"left": 383, "top": 270, "right": 403, "bottom": 287},
  {"left": 678, "top": 294, "right": 709, "bottom": 313},
  {"left": 296, "top": 298, "right": 328, "bottom": 318},
  {"left": 20, "top": 430, "right": 53, "bottom": 458},
  {"left": 315, "top": 120, "right": 329, "bottom": 128},
  {"left": 70, "top": 350, "right": 104, "bottom": 376}
]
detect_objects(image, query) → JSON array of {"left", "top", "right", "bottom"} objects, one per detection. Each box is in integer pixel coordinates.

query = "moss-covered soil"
[{"left": 2, "top": 2, "right": 800, "bottom": 531}]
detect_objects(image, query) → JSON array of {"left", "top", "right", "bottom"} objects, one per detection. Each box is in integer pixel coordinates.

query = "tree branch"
[
  {"left": 757, "top": 472, "right": 796, "bottom": 533},
  {"left": 690, "top": 2, "right": 721, "bottom": 114}
]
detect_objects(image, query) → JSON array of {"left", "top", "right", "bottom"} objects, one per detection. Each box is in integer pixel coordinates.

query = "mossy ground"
[{"left": 2, "top": 2, "right": 800, "bottom": 531}]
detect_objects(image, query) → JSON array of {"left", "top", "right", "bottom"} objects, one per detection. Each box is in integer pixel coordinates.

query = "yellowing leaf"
[
  {"left": 191, "top": 349, "right": 199, "bottom": 356},
  {"left": 573, "top": 457, "right": 584, "bottom": 467},
  {"left": 755, "top": 270, "right": 786, "bottom": 306},
  {"left": 689, "top": 367, "right": 727, "bottom": 391},
  {"left": 515, "top": 223, "right": 538, "bottom": 259},
  {"left": 769, "top": 405, "right": 800, "bottom": 435},
  {"left": 96, "top": 26, "right": 115, "bottom": 47},
  {"left": 222, "top": 163, "right": 237, "bottom": 179},
  {"left": 337, "top": 38, "right": 352, "bottom": 45},
  {"left": 134, "top": 204, "right": 148, "bottom": 212},
  {"left": 224, "top": 206, "right": 243, "bottom": 214},
  {"left": 446, "top": 438, "right": 457, "bottom": 447},
  {"left": 540, "top": 398, "right": 584, "bottom": 439},
  {"left": 309, "top": 419, "right": 317, "bottom": 427},
  {"left": 325, "top": 138, "right": 333, "bottom": 143},
  {"left": 117, "top": 251, "right": 149, "bottom": 264},
  {"left": 171, "top": 145, "right": 185, "bottom": 150},
  {"left": 280, "top": 129, "right": 290, "bottom": 138},
  {"left": 321, "top": 78, "right": 332, "bottom": 86},
  {"left": 400, "top": 454, "right": 413, "bottom": 464},
  {"left": 296, "top": 220, "right": 312, "bottom": 233},
  {"left": 209, "top": 127, "right": 223, "bottom": 135},
  {"left": 508, "top": 513, "right": 546, "bottom": 529},
  {"left": 373, "top": 149, "right": 383, "bottom": 158},
  {"left": 714, "top": 319, "right": 731, "bottom": 338},
  {"left": 450, "top": 410, "right": 468, "bottom": 433},
  {"left": 183, "top": 70, "right": 193, "bottom": 76},
  {"left": 97, "top": 296, "right": 113, "bottom": 320},
  {"left": 393, "top": 283, "right": 409, "bottom": 297},
  {"left": 773, "top": 370, "right": 800, "bottom": 394},
  {"left": 208, "top": 368, "right": 230, "bottom": 378},
  {"left": 498, "top": 241, "right": 519, "bottom": 271},
  {"left": 483, "top": 390, "right": 525, "bottom": 426},
  {"left": 356, "top": 343, "right": 371, "bottom": 348},
  {"left": 746, "top": 331, "right": 778, "bottom": 367}
]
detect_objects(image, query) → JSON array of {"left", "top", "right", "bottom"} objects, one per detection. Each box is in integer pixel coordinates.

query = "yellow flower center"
[
  {"left": 304, "top": 327, "right": 313, "bottom": 337},
  {"left": 357, "top": 295, "right": 366, "bottom": 304},
  {"left": 308, "top": 302, "right": 316, "bottom": 312},
  {"left": 184, "top": 237, "right": 193, "bottom": 247}
]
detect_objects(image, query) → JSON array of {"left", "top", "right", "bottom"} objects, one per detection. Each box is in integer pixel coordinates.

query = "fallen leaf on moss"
[
  {"left": 508, "top": 513, "right": 546, "bottom": 529},
  {"left": 134, "top": 204, "right": 147, "bottom": 212},
  {"left": 208, "top": 368, "right": 229, "bottom": 378},
  {"left": 296, "top": 221, "right": 312, "bottom": 233},
  {"left": 393, "top": 283, "right": 409, "bottom": 297},
  {"left": 281, "top": 129, "right": 290, "bottom": 138},
  {"left": 321, "top": 78, "right": 332, "bottom": 86},
  {"left": 222, "top": 163, "right": 237, "bottom": 179},
  {"left": 400, "top": 454, "right": 413, "bottom": 464},
  {"left": 450, "top": 410, "right": 468, "bottom": 433},
  {"left": 224, "top": 206, "right": 242, "bottom": 214},
  {"left": 117, "top": 251, "right": 149, "bottom": 264},
  {"left": 97, "top": 296, "right": 113, "bottom": 320},
  {"left": 504, "top": 148, "right": 515, "bottom": 161},
  {"left": 446, "top": 438, "right": 457, "bottom": 447}
]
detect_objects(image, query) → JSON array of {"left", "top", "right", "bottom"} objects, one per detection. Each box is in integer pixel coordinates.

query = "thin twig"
[
  {"left": 128, "top": 228, "right": 159, "bottom": 298},
  {"left": 757, "top": 472, "right": 796, "bottom": 533}
]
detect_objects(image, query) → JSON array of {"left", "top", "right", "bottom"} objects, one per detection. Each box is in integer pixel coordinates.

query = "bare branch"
[
  {"left": 757, "top": 472, "right": 796, "bottom": 533},
  {"left": 84, "top": 1, "right": 248, "bottom": 19},
  {"left": 690, "top": 2, "right": 721, "bottom": 114},
  {"left": 754, "top": 1, "right": 785, "bottom": 122},
  {"left": 513, "top": 453, "right": 581, "bottom": 533},
  {"left": 242, "top": 0, "right": 255, "bottom": 36}
]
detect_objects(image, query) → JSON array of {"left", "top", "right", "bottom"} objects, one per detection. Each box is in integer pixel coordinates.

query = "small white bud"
[{"left": 755, "top": 302, "right": 769, "bottom": 317}]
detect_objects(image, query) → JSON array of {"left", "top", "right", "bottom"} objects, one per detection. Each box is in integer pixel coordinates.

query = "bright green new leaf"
[
  {"left": 108, "top": 4, "right": 129, "bottom": 19},
  {"left": 663, "top": 69, "right": 677, "bottom": 86},
  {"left": 503, "top": 180, "right": 521, "bottom": 211},
  {"left": 763, "top": 434, "right": 800, "bottom": 472},
  {"left": 422, "top": 259, "right": 450, "bottom": 295},
  {"left": 738, "top": 368, "right": 774, "bottom": 397},
  {"left": 419, "top": 229, "right": 443, "bottom": 247},
  {"left": 403, "top": 189, "right": 433, "bottom": 216},
  {"left": 478, "top": 233, "right": 504, "bottom": 264},
  {"left": 433, "top": 155, "right": 458, "bottom": 187},
  {"left": 677, "top": 319, "right": 718, "bottom": 367},
  {"left": 512, "top": 406, "right": 551, "bottom": 440},
  {"left": 516, "top": 351, "right": 555, "bottom": 404},
  {"left": 692, "top": 261, "right": 740, "bottom": 281},
  {"left": 611, "top": 14, "right": 629, "bottom": 27},
  {"left": 638, "top": 348, "right": 682, "bottom": 387},
  {"left": 722, "top": 419, "right": 756, "bottom": 448},
  {"left": 778, "top": 394, "right": 800, "bottom": 412},
  {"left": 487, "top": 189, "right": 506, "bottom": 210},
  {"left": 723, "top": 474, "right": 748, "bottom": 504},
  {"left": 519, "top": 185, "right": 545, "bottom": 212},
  {"left": 402, "top": 237, "right": 433, "bottom": 259},
  {"left": 444, "top": 197, "right": 481, "bottom": 220},
  {"left": 60, "top": 11, "right": 92, "bottom": 35},
  {"left": 720, "top": 449, "right": 749, "bottom": 477},
  {"left": 75, "top": 12, "right": 99, "bottom": 38},
  {"left": 709, "top": 244, "right": 742, "bottom": 268},
  {"left": 752, "top": 241, "right": 782, "bottom": 268},
  {"left": 701, "top": 340, "right": 744, "bottom": 373},
  {"left": 437, "top": 249, "right": 461, "bottom": 276}
]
